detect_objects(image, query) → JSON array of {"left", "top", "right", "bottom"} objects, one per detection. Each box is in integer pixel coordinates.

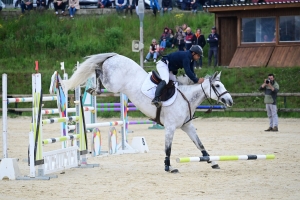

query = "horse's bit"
[{"left": 201, "top": 78, "right": 229, "bottom": 113}]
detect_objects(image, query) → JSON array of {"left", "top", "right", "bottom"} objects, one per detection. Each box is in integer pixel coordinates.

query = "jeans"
[
  {"left": 69, "top": 7, "right": 76, "bottom": 16},
  {"left": 266, "top": 104, "right": 278, "bottom": 127},
  {"left": 21, "top": 2, "right": 33, "bottom": 13},
  {"left": 208, "top": 47, "right": 218, "bottom": 67},
  {"left": 116, "top": 5, "right": 126, "bottom": 14},
  {"left": 160, "top": 41, "right": 166, "bottom": 49},
  {"left": 150, "top": 0, "right": 160, "bottom": 10},
  {"left": 160, "top": 7, "right": 172, "bottom": 15},
  {"left": 146, "top": 52, "right": 158, "bottom": 60}
]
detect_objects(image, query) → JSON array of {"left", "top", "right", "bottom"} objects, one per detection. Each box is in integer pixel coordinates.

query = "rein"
[{"left": 201, "top": 78, "right": 229, "bottom": 113}]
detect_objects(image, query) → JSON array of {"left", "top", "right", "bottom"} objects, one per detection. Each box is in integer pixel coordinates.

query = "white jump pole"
[
  {"left": 0, "top": 74, "right": 21, "bottom": 180},
  {"left": 2, "top": 74, "right": 8, "bottom": 159},
  {"left": 176, "top": 154, "right": 275, "bottom": 163}
]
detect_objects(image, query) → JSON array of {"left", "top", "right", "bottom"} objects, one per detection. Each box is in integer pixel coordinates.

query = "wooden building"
[{"left": 205, "top": 2, "right": 300, "bottom": 67}]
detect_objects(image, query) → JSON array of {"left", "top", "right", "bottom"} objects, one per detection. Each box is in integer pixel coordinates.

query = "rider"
[{"left": 151, "top": 45, "right": 205, "bottom": 108}]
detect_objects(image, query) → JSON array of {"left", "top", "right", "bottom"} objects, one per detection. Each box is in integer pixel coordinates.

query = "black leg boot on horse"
[{"left": 151, "top": 80, "right": 166, "bottom": 108}]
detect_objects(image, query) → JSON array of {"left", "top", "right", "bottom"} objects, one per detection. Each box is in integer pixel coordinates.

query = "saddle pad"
[{"left": 141, "top": 73, "right": 178, "bottom": 107}]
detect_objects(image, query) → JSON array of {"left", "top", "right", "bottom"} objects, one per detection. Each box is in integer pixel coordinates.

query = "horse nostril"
[{"left": 221, "top": 98, "right": 226, "bottom": 104}]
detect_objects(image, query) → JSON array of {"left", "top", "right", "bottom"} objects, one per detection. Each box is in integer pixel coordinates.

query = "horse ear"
[
  {"left": 212, "top": 71, "right": 218, "bottom": 80},
  {"left": 217, "top": 71, "right": 222, "bottom": 79}
]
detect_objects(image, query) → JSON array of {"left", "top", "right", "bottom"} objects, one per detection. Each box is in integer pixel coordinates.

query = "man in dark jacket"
[
  {"left": 207, "top": 26, "right": 220, "bottom": 67},
  {"left": 161, "top": 0, "right": 172, "bottom": 15},
  {"left": 151, "top": 45, "right": 204, "bottom": 108}
]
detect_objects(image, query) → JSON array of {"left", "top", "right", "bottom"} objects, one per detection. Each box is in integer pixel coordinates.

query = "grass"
[{"left": 0, "top": 11, "right": 300, "bottom": 118}]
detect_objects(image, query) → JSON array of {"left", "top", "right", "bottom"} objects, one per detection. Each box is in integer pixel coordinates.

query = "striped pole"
[
  {"left": 97, "top": 103, "right": 135, "bottom": 107},
  {"left": 42, "top": 107, "right": 95, "bottom": 115},
  {"left": 97, "top": 107, "right": 138, "bottom": 112},
  {"left": 128, "top": 120, "right": 155, "bottom": 125},
  {"left": 176, "top": 154, "right": 275, "bottom": 163},
  {"left": 42, "top": 116, "right": 79, "bottom": 124},
  {"left": 68, "top": 121, "right": 124, "bottom": 130},
  {"left": 43, "top": 134, "right": 81, "bottom": 144},
  {"left": 8, "top": 96, "right": 57, "bottom": 103}
]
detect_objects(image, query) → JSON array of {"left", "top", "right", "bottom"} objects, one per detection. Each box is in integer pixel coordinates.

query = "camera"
[{"left": 266, "top": 79, "right": 270, "bottom": 84}]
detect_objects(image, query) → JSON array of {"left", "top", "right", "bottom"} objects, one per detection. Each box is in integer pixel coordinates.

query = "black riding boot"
[{"left": 151, "top": 80, "right": 166, "bottom": 108}]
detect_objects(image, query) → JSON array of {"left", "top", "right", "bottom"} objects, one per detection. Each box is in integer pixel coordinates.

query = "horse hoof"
[
  {"left": 170, "top": 168, "right": 179, "bottom": 173},
  {"left": 165, "top": 166, "right": 179, "bottom": 173},
  {"left": 211, "top": 164, "right": 220, "bottom": 169}
]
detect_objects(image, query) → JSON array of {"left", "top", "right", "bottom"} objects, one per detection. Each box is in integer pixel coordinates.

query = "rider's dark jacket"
[{"left": 163, "top": 51, "right": 199, "bottom": 83}]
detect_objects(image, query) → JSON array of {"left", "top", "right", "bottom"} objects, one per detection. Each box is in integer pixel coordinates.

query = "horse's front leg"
[
  {"left": 164, "top": 126, "right": 179, "bottom": 173},
  {"left": 181, "top": 123, "right": 220, "bottom": 169}
]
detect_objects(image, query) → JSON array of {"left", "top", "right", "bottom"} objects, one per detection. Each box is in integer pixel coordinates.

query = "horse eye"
[{"left": 215, "top": 84, "right": 220, "bottom": 87}]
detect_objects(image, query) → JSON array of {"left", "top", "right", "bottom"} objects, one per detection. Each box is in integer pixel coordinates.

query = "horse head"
[{"left": 204, "top": 71, "right": 233, "bottom": 107}]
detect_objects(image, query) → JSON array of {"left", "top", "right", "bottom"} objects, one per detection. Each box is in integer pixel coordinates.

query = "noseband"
[{"left": 201, "top": 78, "right": 228, "bottom": 113}]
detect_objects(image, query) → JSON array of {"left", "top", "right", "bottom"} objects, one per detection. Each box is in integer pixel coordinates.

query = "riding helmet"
[{"left": 189, "top": 45, "right": 203, "bottom": 57}]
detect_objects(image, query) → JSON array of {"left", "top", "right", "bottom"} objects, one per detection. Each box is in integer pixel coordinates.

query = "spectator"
[
  {"left": 192, "top": 28, "right": 206, "bottom": 69},
  {"left": 161, "top": 0, "right": 172, "bottom": 15},
  {"left": 98, "top": 0, "right": 112, "bottom": 8},
  {"left": 159, "top": 27, "right": 170, "bottom": 45},
  {"left": 46, "top": 0, "right": 53, "bottom": 9},
  {"left": 173, "top": 25, "right": 186, "bottom": 51},
  {"left": 144, "top": 39, "right": 160, "bottom": 63},
  {"left": 125, "top": 0, "right": 135, "bottom": 16},
  {"left": 53, "top": 0, "right": 67, "bottom": 15},
  {"left": 263, "top": 34, "right": 269, "bottom": 42},
  {"left": 182, "top": 23, "right": 187, "bottom": 33},
  {"left": 168, "top": 29, "right": 174, "bottom": 48},
  {"left": 190, "top": 0, "right": 197, "bottom": 13},
  {"left": 184, "top": 27, "right": 193, "bottom": 51},
  {"left": 150, "top": 0, "right": 160, "bottom": 16},
  {"left": 151, "top": 45, "right": 204, "bottom": 108},
  {"left": 21, "top": 0, "right": 33, "bottom": 14},
  {"left": 181, "top": 0, "right": 191, "bottom": 10},
  {"left": 36, "top": 0, "right": 46, "bottom": 10},
  {"left": 115, "top": 0, "right": 127, "bottom": 15},
  {"left": 207, "top": 26, "right": 220, "bottom": 67},
  {"left": 68, "top": 0, "right": 79, "bottom": 18},
  {"left": 160, "top": 37, "right": 167, "bottom": 51},
  {"left": 259, "top": 73, "right": 279, "bottom": 132},
  {"left": 13, "top": 0, "right": 21, "bottom": 8}
]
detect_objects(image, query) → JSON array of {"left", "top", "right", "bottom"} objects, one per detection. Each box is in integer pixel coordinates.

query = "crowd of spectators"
[
  {"left": 145, "top": 24, "right": 220, "bottom": 68},
  {"left": 10, "top": 0, "right": 209, "bottom": 16},
  {"left": 144, "top": 24, "right": 220, "bottom": 69}
]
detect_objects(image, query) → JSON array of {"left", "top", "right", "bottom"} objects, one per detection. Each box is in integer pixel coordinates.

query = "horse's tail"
[{"left": 61, "top": 53, "right": 117, "bottom": 92}]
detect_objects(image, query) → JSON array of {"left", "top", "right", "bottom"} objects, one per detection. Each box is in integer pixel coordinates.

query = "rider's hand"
[{"left": 198, "top": 78, "right": 204, "bottom": 84}]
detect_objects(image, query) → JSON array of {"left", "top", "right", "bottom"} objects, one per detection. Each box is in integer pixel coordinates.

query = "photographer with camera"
[{"left": 259, "top": 73, "right": 279, "bottom": 132}]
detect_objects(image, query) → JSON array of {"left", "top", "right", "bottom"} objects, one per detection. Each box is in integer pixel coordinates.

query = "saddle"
[{"left": 150, "top": 71, "right": 176, "bottom": 102}]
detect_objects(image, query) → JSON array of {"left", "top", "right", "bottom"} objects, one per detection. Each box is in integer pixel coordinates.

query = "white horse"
[{"left": 61, "top": 53, "right": 233, "bottom": 173}]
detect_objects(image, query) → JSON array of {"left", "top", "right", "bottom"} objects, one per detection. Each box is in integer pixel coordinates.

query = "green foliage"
[{"left": 0, "top": 11, "right": 299, "bottom": 118}]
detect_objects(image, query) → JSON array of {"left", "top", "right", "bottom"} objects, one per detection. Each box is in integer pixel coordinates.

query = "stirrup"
[{"left": 151, "top": 99, "right": 162, "bottom": 108}]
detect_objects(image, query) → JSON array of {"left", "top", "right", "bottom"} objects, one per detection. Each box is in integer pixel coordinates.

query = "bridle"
[{"left": 201, "top": 77, "right": 229, "bottom": 113}]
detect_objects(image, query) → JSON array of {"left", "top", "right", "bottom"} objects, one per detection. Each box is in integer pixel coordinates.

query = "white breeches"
[{"left": 156, "top": 60, "right": 176, "bottom": 84}]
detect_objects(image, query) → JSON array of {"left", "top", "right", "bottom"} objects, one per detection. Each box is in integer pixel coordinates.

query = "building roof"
[{"left": 204, "top": 1, "right": 300, "bottom": 12}]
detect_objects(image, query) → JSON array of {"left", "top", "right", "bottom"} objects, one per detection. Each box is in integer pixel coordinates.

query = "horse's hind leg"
[
  {"left": 181, "top": 123, "right": 220, "bottom": 169},
  {"left": 86, "top": 69, "right": 102, "bottom": 96}
]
